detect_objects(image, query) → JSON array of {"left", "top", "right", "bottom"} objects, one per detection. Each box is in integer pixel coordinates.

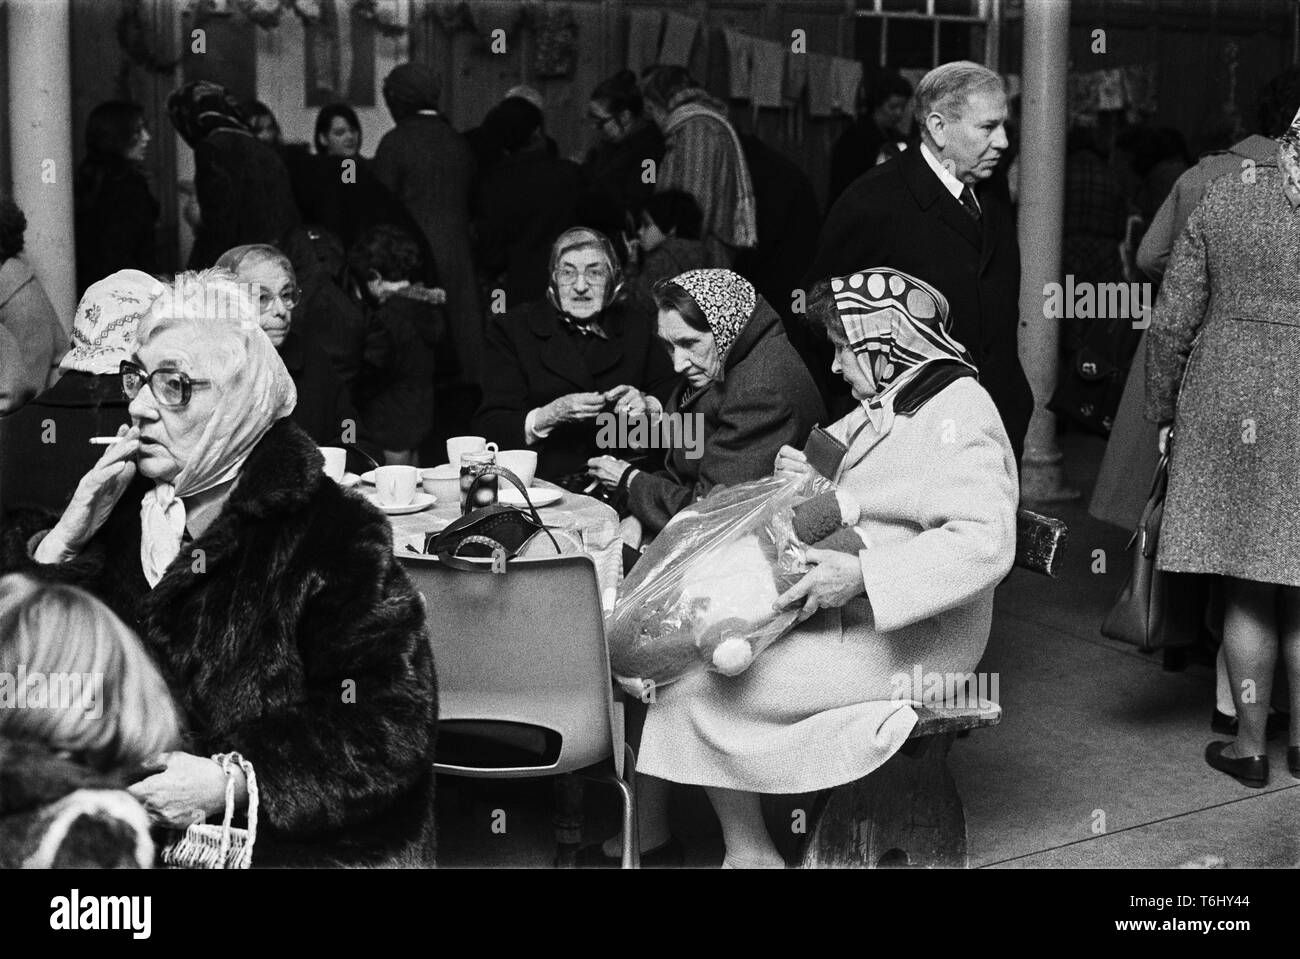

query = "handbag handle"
[
  {"left": 467, "top": 464, "right": 561, "bottom": 554},
  {"left": 436, "top": 534, "right": 512, "bottom": 572}
]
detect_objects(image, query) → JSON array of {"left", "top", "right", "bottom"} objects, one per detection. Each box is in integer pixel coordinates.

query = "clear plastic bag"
[{"left": 608, "top": 473, "right": 834, "bottom": 693}]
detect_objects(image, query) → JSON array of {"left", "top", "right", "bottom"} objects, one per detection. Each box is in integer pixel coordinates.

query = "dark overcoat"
[
  {"left": 373, "top": 114, "right": 482, "bottom": 382},
  {"left": 189, "top": 129, "right": 301, "bottom": 269},
  {"left": 625, "top": 297, "right": 826, "bottom": 534},
  {"left": 1, "top": 419, "right": 438, "bottom": 868},
  {"left": 805, "top": 145, "right": 1033, "bottom": 461},
  {"left": 474, "top": 296, "right": 680, "bottom": 481}
]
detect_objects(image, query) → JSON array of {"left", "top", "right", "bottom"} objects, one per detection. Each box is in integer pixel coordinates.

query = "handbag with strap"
[
  {"left": 1101, "top": 437, "right": 1204, "bottom": 651},
  {"left": 426, "top": 465, "right": 561, "bottom": 570},
  {"left": 160, "top": 752, "right": 259, "bottom": 869}
]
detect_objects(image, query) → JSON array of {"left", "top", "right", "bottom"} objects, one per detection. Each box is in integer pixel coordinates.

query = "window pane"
[{"left": 885, "top": 18, "right": 934, "bottom": 70}]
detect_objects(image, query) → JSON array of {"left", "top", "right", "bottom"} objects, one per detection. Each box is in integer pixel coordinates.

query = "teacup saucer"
[
  {"left": 363, "top": 491, "right": 436, "bottom": 515},
  {"left": 338, "top": 472, "right": 362, "bottom": 488}
]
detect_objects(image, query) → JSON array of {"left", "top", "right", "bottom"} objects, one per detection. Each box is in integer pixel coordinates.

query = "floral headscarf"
[
  {"left": 167, "top": 81, "right": 250, "bottom": 148},
  {"left": 670, "top": 268, "right": 755, "bottom": 363},
  {"left": 830, "top": 267, "right": 976, "bottom": 435},
  {"left": 60, "top": 270, "right": 165, "bottom": 375},
  {"left": 1279, "top": 105, "right": 1300, "bottom": 209}
]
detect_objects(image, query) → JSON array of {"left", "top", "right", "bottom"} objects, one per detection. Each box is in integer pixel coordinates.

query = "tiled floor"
[{"left": 436, "top": 432, "right": 1300, "bottom": 868}]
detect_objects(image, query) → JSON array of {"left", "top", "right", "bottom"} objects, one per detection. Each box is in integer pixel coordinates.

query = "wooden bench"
[{"left": 784, "top": 507, "right": 1067, "bottom": 868}]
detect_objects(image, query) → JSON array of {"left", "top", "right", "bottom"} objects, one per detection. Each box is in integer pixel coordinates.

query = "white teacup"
[
  {"left": 320, "top": 447, "right": 347, "bottom": 482},
  {"left": 495, "top": 449, "right": 538, "bottom": 488},
  {"left": 375, "top": 465, "right": 419, "bottom": 506},
  {"left": 446, "top": 436, "right": 498, "bottom": 466}
]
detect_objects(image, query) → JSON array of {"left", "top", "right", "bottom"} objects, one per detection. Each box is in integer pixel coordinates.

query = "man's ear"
[{"left": 925, "top": 112, "right": 947, "bottom": 149}]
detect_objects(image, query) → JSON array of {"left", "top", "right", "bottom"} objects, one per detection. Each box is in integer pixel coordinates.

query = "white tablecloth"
[{"left": 383, "top": 479, "right": 623, "bottom": 613}]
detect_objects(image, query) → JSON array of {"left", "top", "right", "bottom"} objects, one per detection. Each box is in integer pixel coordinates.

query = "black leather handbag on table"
[
  {"left": 424, "top": 465, "right": 561, "bottom": 570},
  {"left": 1101, "top": 435, "right": 1205, "bottom": 651}
]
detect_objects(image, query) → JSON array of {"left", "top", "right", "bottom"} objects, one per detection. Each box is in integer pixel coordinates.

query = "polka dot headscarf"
[{"left": 830, "top": 267, "right": 975, "bottom": 391}]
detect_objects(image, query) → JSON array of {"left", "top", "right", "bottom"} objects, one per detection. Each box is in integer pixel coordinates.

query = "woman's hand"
[
  {"left": 538, "top": 392, "right": 607, "bottom": 431},
  {"left": 1158, "top": 424, "right": 1172, "bottom": 456},
  {"left": 36, "top": 425, "right": 140, "bottom": 562},
  {"left": 773, "top": 444, "right": 813, "bottom": 481},
  {"left": 604, "top": 384, "right": 648, "bottom": 418},
  {"left": 128, "top": 752, "right": 241, "bottom": 828},
  {"left": 774, "top": 548, "right": 866, "bottom": 619},
  {"left": 587, "top": 455, "right": 632, "bottom": 488}
]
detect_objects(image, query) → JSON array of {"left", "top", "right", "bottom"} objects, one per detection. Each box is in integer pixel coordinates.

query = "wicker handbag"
[{"left": 161, "top": 752, "right": 259, "bottom": 869}]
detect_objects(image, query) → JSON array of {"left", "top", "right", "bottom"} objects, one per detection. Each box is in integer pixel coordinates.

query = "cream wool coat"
[{"left": 637, "top": 376, "right": 1019, "bottom": 793}]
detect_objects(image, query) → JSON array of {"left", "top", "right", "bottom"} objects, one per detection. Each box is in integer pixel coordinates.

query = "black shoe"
[
  {"left": 575, "top": 836, "right": 685, "bottom": 868},
  {"left": 1209, "top": 709, "right": 1290, "bottom": 740},
  {"left": 1205, "top": 741, "right": 1268, "bottom": 788},
  {"left": 1288, "top": 747, "right": 1300, "bottom": 779}
]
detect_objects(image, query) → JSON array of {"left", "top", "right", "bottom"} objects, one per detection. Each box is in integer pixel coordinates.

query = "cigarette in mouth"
[{"left": 89, "top": 436, "right": 122, "bottom": 445}]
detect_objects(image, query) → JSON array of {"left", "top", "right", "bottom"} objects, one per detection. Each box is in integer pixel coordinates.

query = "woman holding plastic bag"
[{"left": 629, "top": 268, "right": 1019, "bottom": 868}]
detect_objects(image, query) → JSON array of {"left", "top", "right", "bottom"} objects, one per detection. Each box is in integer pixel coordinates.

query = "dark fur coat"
[{"left": 1, "top": 419, "right": 438, "bottom": 868}]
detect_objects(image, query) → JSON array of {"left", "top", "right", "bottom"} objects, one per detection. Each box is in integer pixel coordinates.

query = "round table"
[{"left": 377, "top": 479, "right": 623, "bottom": 614}]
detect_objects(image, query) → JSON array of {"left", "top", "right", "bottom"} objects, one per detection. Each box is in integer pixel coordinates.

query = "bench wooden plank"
[
  {"left": 908, "top": 703, "right": 1002, "bottom": 739},
  {"left": 1015, "top": 508, "right": 1068, "bottom": 577}
]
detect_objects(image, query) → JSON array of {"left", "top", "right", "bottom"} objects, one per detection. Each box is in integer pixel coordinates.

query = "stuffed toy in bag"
[{"left": 700, "top": 488, "right": 866, "bottom": 677}]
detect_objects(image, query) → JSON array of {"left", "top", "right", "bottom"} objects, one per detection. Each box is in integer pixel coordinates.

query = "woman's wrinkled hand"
[
  {"left": 773, "top": 444, "right": 813, "bottom": 481},
  {"left": 587, "top": 455, "right": 632, "bottom": 488},
  {"left": 774, "top": 548, "right": 866, "bottom": 619},
  {"left": 604, "top": 384, "right": 648, "bottom": 419},
  {"left": 38, "top": 425, "right": 140, "bottom": 562},
  {"left": 539, "top": 392, "right": 607, "bottom": 430},
  {"left": 127, "top": 752, "right": 236, "bottom": 828}
]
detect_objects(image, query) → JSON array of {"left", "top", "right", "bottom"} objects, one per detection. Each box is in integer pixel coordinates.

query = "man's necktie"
[{"left": 959, "top": 185, "right": 982, "bottom": 221}]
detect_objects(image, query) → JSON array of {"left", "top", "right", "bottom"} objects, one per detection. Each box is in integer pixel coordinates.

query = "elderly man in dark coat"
[
  {"left": 805, "top": 61, "right": 1032, "bottom": 462},
  {"left": 373, "top": 63, "right": 483, "bottom": 384}
]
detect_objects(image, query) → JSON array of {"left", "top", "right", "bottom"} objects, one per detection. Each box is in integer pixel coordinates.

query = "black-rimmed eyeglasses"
[{"left": 120, "top": 360, "right": 213, "bottom": 409}]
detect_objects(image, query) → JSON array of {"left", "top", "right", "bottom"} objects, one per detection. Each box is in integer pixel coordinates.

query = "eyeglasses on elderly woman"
[
  {"left": 120, "top": 360, "right": 212, "bottom": 409},
  {"left": 555, "top": 264, "right": 611, "bottom": 286},
  {"left": 256, "top": 284, "right": 301, "bottom": 311}
]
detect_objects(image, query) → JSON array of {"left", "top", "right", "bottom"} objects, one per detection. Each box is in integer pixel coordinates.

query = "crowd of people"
[{"left": 1, "top": 49, "right": 1296, "bottom": 869}]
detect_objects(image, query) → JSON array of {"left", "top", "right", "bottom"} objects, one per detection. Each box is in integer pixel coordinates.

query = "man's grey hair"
[{"left": 913, "top": 61, "right": 1004, "bottom": 127}]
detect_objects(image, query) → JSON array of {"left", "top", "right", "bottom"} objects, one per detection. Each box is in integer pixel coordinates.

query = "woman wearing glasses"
[
  {"left": 580, "top": 70, "right": 665, "bottom": 234},
  {"left": 0, "top": 269, "right": 438, "bottom": 867},
  {"left": 473, "top": 227, "right": 678, "bottom": 482},
  {"left": 215, "top": 244, "right": 373, "bottom": 473}
]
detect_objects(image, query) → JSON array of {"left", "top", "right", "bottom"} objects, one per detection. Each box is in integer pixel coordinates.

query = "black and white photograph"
[{"left": 0, "top": 0, "right": 1294, "bottom": 937}]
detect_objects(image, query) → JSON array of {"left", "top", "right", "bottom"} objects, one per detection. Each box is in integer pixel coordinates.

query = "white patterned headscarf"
[
  {"left": 60, "top": 270, "right": 166, "bottom": 375},
  {"left": 134, "top": 272, "right": 296, "bottom": 587},
  {"left": 830, "top": 267, "right": 976, "bottom": 435},
  {"left": 1279, "top": 105, "right": 1300, "bottom": 209},
  {"left": 670, "top": 268, "right": 756, "bottom": 364}
]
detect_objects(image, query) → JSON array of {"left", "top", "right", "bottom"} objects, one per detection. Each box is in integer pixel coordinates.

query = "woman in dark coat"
[
  {"left": 167, "top": 81, "right": 301, "bottom": 269},
  {"left": 581, "top": 69, "right": 665, "bottom": 232},
  {"left": 588, "top": 269, "right": 825, "bottom": 536},
  {"left": 74, "top": 101, "right": 159, "bottom": 295},
  {"left": 474, "top": 227, "right": 679, "bottom": 481},
  {"left": 1145, "top": 113, "right": 1300, "bottom": 787},
  {"left": 0, "top": 270, "right": 159, "bottom": 519},
  {"left": 1, "top": 272, "right": 437, "bottom": 867}
]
